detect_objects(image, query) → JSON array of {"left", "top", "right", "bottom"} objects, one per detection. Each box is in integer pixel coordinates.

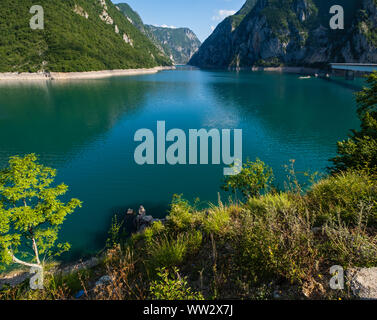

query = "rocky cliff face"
[
  {"left": 117, "top": 2, "right": 201, "bottom": 64},
  {"left": 190, "top": 0, "right": 377, "bottom": 68},
  {"left": 144, "top": 26, "right": 201, "bottom": 64}
]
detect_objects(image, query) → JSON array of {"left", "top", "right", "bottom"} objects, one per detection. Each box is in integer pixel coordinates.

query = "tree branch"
[{"left": 11, "top": 253, "right": 41, "bottom": 269}]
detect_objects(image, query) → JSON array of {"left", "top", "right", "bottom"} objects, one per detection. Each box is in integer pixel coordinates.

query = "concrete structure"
[{"left": 330, "top": 63, "right": 377, "bottom": 80}]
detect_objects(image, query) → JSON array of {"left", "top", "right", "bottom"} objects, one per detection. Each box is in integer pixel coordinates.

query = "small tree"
[
  {"left": 331, "top": 72, "right": 377, "bottom": 172},
  {"left": 0, "top": 154, "right": 82, "bottom": 274},
  {"left": 222, "top": 159, "right": 274, "bottom": 198}
]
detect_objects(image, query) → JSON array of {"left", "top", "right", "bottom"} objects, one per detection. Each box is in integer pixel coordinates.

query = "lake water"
[{"left": 0, "top": 67, "right": 361, "bottom": 261}]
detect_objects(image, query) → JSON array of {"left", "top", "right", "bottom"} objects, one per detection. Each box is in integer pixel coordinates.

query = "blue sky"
[{"left": 112, "top": 0, "right": 246, "bottom": 42}]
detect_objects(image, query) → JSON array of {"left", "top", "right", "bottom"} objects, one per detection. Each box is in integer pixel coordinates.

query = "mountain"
[
  {"left": 189, "top": 0, "right": 377, "bottom": 69},
  {"left": 0, "top": 0, "right": 172, "bottom": 73},
  {"left": 116, "top": 2, "right": 201, "bottom": 64}
]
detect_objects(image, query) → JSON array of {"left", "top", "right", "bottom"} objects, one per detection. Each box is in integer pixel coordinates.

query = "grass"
[{"left": 1, "top": 168, "right": 377, "bottom": 300}]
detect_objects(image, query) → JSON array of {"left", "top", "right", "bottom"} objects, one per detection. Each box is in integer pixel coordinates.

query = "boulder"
[{"left": 347, "top": 268, "right": 377, "bottom": 300}]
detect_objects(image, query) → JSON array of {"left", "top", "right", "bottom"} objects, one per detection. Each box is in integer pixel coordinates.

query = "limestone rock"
[
  {"left": 73, "top": 5, "right": 89, "bottom": 19},
  {"left": 347, "top": 268, "right": 377, "bottom": 300}
]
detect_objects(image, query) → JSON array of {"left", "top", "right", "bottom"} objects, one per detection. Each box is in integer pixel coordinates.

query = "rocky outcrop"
[
  {"left": 73, "top": 5, "right": 89, "bottom": 19},
  {"left": 144, "top": 26, "right": 201, "bottom": 64},
  {"left": 347, "top": 267, "right": 377, "bottom": 300},
  {"left": 190, "top": 0, "right": 377, "bottom": 68}
]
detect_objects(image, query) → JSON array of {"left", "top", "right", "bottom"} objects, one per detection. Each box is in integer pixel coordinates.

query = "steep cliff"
[
  {"left": 117, "top": 2, "right": 201, "bottom": 64},
  {"left": 189, "top": 0, "right": 377, "bottom": 68},
  {"left": 144, "top": 26, "right": 201, "bottom": 64}
]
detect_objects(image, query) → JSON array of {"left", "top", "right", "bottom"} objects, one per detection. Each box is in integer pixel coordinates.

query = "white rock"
[{"left": 347, "top": 268, "right": 377, "bottom": 300}]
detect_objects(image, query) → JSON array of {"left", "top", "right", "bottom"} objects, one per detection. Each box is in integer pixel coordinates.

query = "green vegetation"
[
  {"left": 0, "top": 154, "right": 81, "bottom": 274},
  {"left": 0, "top": 0, "right": 171, "bottom": 72},
  {"left": 1, "top": 73, "right": 377, "bottom": 300},
  {"left": 332, "top": 72, "right": 377, "bottom": 172},
  {"left": 150, "top": 268, "right": 204, "bottom": 300}
]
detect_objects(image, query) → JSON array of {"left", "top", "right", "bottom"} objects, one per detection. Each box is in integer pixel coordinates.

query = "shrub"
[
  {"left": 307, "top": 170, "right": 377, "bottom": 225},
  {"left": 149, "top": 267, "right": 204, "bottom": 300},
  {"left": 323, "top": 208, "right": 377, "bottom": 268},
  {"left": 203, "top": 202, "right": 231, "bottom": 236},
  {"left": 235, "top": 201, "right": 319, "bottom": 284},
  {"left": 222, "top": 159, "right": 274, "bottom": 198},
  {"left": 246, "top": 192, "right": 295, "bottom": 217},
  {"left": 147, "top": 231, "right": 202, "bottom": 271},
  {"left": 167, "top": 195, "right": 203, "bottom": 231}
]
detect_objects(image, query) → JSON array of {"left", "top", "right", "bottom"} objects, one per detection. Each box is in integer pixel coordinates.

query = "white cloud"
[
  {"left": 152, "top": 24, "right": 178, "bottom": 29},
  {"left": 212, "top": 9, "right": 236, "bottom": 22}
]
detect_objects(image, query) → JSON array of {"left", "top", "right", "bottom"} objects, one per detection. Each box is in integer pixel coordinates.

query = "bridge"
[{"left": 330, "top": 63, "right": 377, "bottom": 80}]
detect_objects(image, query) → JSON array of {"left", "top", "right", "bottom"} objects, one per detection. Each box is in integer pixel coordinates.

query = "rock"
[
  {"left": 73, "top": 5, "right": 89, "bottom": 19},
  {"left": 189, "top": 0, "right": 377, "bottom": 68},
  {"left": 95, "top": 275, "right": 112, "bottom": 287},
  {"left": 0, "top": 271, "right": 31, "bottom": 289},
  {"left": 99, "top": 10, "right": 113, "bottom": 25},
  {"left": 123, "top": 33, "right": 134, "bottom": 46},
  {"left": 142, "top": 215, "right": 153, "bottom": 224},
  {"left": 347, "top": 268, "right": 377, "bottom": 300},
  {"left": 138, "top": 205, "right": 146, "bottom": 216}
]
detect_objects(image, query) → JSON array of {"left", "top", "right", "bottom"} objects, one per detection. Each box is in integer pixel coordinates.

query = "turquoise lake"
[{"left": 0, "top": 67, "right": 361, "bottom": 261}]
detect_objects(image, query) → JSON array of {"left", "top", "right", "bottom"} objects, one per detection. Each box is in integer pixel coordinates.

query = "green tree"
[
  {"left": 222, "top": 159, "right": 274, "bottom": 198},
  {"left": 332, "top": 72, "right": 377, "bottom": 172},
  {"left": 0, "top": 154, "right": 82, "bottom": 273}
]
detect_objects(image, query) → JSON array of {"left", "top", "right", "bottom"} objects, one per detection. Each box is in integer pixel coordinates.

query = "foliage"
[
  {"left": 202, "top": 201, "right": 231, "bottom": 236},
  {"left": 0, "top": 154, "right": 82, "bottom": 270},
  {"left": 167, "top": 194, "right": 203, "bottom": 231},
  {"left": 0, "top": 0, "right": 171, "bottom": 72},
  {"left": 332, "top": 72, "right": 377, "bottom": 172},
  {"left": 149, "top": 267, "right": 204, "bottom": 300},
  {"left": 106, "top": 214, "right": 124, "bottom": 249},
  {"left": 307, "top": 170, "right": 377, "bottom": 225},
  {"left": 146, "top": 231, "right": 202, "bottom": 271},
  {"left": 222, "top": 159, "right": 274, "bottom": 198}
]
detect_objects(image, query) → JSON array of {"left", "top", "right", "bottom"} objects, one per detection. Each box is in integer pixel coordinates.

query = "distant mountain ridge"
[
  {"left": 189, "top": 0, "right": 377, "bottom": 69},
  {"left": 0, "top": 0, "right": 172, "bottom": 73},
  {"left": 116, "top": 3, "right": 201, "bottom": 64}
]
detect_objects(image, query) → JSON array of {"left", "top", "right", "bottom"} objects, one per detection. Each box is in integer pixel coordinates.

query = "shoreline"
[{"left": 0, "top": 66, "right": 175, "bottom": 81}]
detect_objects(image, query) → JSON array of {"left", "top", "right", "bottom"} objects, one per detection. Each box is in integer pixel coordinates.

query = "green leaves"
[
  {"left": 222, "top": 159, "right": 274, "bottom": 198},
  {"left": 332, "top": 72, "right": 377, "bottom": 172},
  {"left": 0, "top": 154, "right": 82, "bottom": 268}
]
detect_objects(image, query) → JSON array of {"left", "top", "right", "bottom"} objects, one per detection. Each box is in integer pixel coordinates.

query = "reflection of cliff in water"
[
  {"left": 205, "top": 72, "right": 360, "bottom": 147},
  {"left": 0, "top": 78, "right": 156, "bottom": 165}
]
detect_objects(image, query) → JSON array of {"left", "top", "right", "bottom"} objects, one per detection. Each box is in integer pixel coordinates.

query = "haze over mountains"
[
  {"left": 190, "top": 0, "right": 377, "bottom": 68},
  {"left": 116, "top": 3, "right": 201, "bottom": 65}
]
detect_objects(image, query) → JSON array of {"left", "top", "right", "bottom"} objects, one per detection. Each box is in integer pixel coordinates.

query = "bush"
[
  {"left": 203, "top": 202, "right": 231, "bottom": 236},
  {"left": 246, "top": 192, "right": 296, "bottom": 217},
  {"left": 147, "top": 231, "right": 202, "bottom": 271},
  {"left": 235, "top": 199, "right": 319, "bottom": 284},
  {"left": 149, "top": 267, "right": 204, "bottom": 300},
  {"left": 307, "top": 170, "right": 377, "bottom": 225},
  {"left": 222, "top": 159, "right": 274, "bottom": 198},
  {"left": 167, "top": 195, "right": 203, "bottom": 231}
]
